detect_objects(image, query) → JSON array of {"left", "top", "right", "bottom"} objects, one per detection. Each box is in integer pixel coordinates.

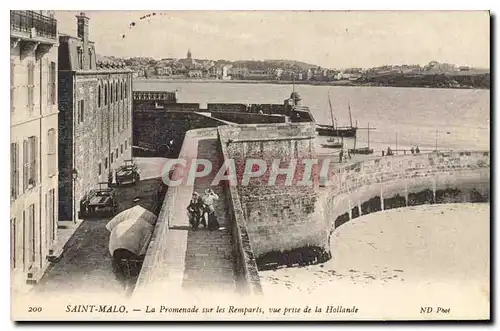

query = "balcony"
[{"left": 11, "top": 10, "right": 57, "bottom": 44}]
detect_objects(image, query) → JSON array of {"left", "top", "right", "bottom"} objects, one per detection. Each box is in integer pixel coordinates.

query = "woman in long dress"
[{"left": 201, "top": 188, "right": 221, "bottom": 231}]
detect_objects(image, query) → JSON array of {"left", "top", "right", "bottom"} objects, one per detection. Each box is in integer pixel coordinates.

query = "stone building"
[
  {"left": 10, "top": 10, "right": 59, "bottom": 287},
  {"left": 58, "top": 13, "right": 133, "bottom": 221}
]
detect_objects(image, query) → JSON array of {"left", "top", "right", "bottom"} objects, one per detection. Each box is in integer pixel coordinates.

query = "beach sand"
[{"left": 259, "top": 203, "right": 490, "bottom": 320}]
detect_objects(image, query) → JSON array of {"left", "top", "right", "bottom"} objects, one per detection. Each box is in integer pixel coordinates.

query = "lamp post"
[{"left": 71, "top": 169, "right": 78, "bottom": 223}]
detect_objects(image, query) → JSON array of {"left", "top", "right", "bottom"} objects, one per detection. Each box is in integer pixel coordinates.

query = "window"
[
  {"left": 104, "top": 84, "right": 108, "bottom": 106},
  {"left": 110, "top": 83, "right": 114, "bottom": 104},
  {"left": 27, "top": 61, "right": 35, "bottom": 112},
  {"left": 23, "top": 140, "right": 28, "bottom": 191},
  {"left": 78, "top": 48, "right": 83, "bottom": 69},
  {"left": 48, "top": 62, "right": 56, "bottom": 105},
  {"left": 47, "top": 129, "right": 56, "bottom": 177},
  {"left": 11, "top": 142, "right": 19, "bottom": 199},
  {"left": 26, "top": 204, "right": 35, "bottom": 270},
  {"left": 125, "top": 140, "right": 128, "bottom": 150},
  {"left": 124, "top": 81, "right": 128, "bottom": 99},
  {"left": 11, "top": 218, "right": 16, "bottom": 269},
  {"left": 88, "top": 49, "right": 93, "bottom": 69},
  {"left": 120, "top": 144, "right": 123, "bottom": 155},
  {"left": 23, "top": 136, "right": 37, "bottom": 190},
  {"left": 112, "top": 107, "right": 115, "bottom": 137},
  {"left": 78, "top": 100, "right": 84, "bottom": 123},
  {"left": 117, "top": 105, "right": 121, "bottom": 132},
  {"left": 100, "top": 108, "right": 104, "bottom": 146},
  {"left": 110, "top": 152, "right": 114, "bottom": 164},
  {"left": 11, "top": 60, "right": 15, "bottom": 112},
  {"left": 120, "top": 81, "right": 123, "bottom": 100},
  {"left": 125, "top": 103, "right": 129, "bottom": 127},
  {"left": 104, "top": 157, "right": 108, "bottom": 169},
  {"left": 115, "top": 82, "right": 118, "bottom": 102},
  {"left": 29, "top": 137, "right": 37, "bottom": 186},
  {"left": 45, "top": 189, "right": 56, "bottom": 250},
  {"left": 98, "top": 85, "right": 101, "bottom": 108},
  {"left": 116, "top": 148, "right": 118, "bottom": 160},
  {"left": 98, "top": 162, "right": 102, "bottom": 175}
]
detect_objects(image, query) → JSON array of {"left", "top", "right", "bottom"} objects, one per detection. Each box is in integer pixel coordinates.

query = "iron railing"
[{"left": 10, "top": 10, "right": 57, "bottom": 40}]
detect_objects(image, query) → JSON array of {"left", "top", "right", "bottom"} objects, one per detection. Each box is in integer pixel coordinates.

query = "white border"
[{"left": 1, "top": 1, "right": 496, "bottom": 330}]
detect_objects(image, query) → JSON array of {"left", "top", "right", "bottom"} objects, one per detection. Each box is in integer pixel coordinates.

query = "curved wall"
[{"left": 321, "top": 151, "right": 490, "bottom": 249}]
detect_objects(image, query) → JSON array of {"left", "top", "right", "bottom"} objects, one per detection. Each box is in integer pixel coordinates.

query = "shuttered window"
[
  {"left": 29, "top": 136, "right": 37, "bottom": 186},
  {"left": 27, "top": 62, "right": 34, "bottom": 112},
  {"left": 23, "top": 140, "right": 28, "bottom": 191},
  {"left": 47, "top": 129, "right": 56, "bottom": 177},
  {"left": 11, "top": 142, "right": 19, "bottom": 199},
  {"left": 45, "top": 189, "right": 56, "bottom": 248},
  {"left": 48, "top": 61, "right": 56, "bottom": 105},
  {"left": 25, "top": 204, "right": 35, "bottom": 270},
  {"left": 23, "top": 136, "right": 38, "bottom": 190},
  {"left": 11, "top": 218, "right": 16, "bottom": 269}
]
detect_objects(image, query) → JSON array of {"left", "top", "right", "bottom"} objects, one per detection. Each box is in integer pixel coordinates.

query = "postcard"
[{"left": 10, "top": 10, "right": 490, "bottom": 321}]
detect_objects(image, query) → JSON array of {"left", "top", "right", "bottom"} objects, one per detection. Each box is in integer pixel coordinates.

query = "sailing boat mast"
[
  {"left": 348, "top": 102, "right": 353, "bottom": 128},
  {"left": 367, "top": 122, "right": 370, "bottom": 148},
  {"left": 328, "top": 91, "right": 335, "bottom": 129}
]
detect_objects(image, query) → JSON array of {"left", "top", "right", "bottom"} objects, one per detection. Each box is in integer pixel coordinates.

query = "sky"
[{"left": 54, "top": 10, "right": 490, "bottom": 69}]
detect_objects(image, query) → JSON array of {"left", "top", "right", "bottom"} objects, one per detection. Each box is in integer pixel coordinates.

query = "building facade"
[
  {"left": 10, "top": 10, "right": 59, "bottom": 287},
  {"left": 58, "top": 13, "right": 133, "bottom": 221}
]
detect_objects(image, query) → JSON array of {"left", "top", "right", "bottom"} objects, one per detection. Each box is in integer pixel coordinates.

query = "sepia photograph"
[{"left": 8, "top": 9, "right": 490, "bottom": 321}]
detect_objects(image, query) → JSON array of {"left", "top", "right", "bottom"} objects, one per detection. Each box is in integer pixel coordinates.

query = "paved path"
[
  {"left": 181, "top": 139, "right": 237, "bottom": 293},
  {"left": 36, "top": 177, "right": 164, "bottom": 296}
]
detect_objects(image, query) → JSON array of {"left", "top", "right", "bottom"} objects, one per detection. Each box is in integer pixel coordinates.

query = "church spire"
[{"left": 187, "top": 49, "right": 192, "bottom": 59}]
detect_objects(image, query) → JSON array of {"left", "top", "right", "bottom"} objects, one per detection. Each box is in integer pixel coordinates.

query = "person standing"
[
  {"left": 187, "top": 192, "right": 203, "bottom": 230},
  {"left": 201, "top": 188, "right": 221, "bottom": 231},
  {"left": 339, "top": 149, "right": 344, "bottom": 163}
]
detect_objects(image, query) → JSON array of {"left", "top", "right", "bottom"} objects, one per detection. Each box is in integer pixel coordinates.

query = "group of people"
[
  {"left": 187, "top": 188, "right": 222, "bottom": 231},
  {"left": 410, "top": 146, "right": 421, "bottom": 154},
  {"left": 338, "top": 149, "right": 352, "bottom": 163},
  {"left": 383, "top": 146, "right": 420, "bottom": 156}
]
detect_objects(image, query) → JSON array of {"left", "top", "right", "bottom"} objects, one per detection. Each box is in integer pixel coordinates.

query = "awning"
[{"left": 106, "top": 205, "right": 158, "bottom": 257}]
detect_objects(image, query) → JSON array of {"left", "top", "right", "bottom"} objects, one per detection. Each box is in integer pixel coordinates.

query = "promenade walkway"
[{"left": 181, "top": 139, "right": 237, "bottom": 293}]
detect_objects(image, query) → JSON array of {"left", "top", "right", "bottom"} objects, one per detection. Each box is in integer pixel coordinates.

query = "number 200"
[{"left": 28, "top": 307, "right": 42, "bottom": 312}]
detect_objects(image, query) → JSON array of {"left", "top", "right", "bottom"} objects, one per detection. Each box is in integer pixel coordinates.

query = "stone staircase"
[{"left": 181, "top": 139, "right": 238, "bottom": 293}]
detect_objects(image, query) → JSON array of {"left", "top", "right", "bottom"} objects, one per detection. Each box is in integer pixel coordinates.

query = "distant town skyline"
[{"left": 54, "top": 10, "right": 490, "bottom": 69}]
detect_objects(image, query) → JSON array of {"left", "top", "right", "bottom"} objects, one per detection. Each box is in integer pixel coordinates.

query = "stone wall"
[
  {"left": 207, "top": 103, "right": 248, "bottom": 112},
  {"left": 321, "top": 151, "right": 491, "bottom": 247},
  {"left": 134, "top": 126, "right": 263, "bottom": 295},
  {"left": 211, "top": 111, "right": 287, "bottom": 124},
  {"left": 133, "top": 128, "right": 218, "bottom": 291},
  {"left": 165, "top": 103, "right": 201, "bottom": 112},
  {"left": 248, "top": 104, "right": 287, "bottom": 115},
  {"left": 132, "top": 110, "right": 232, "bottom": 158},
  {"left": 58, "top": 71, "right": 133, "bottom": 220},
  {"left": 133, "top": 118, "right": 490, "bottom": 295},
  {"left": 207, "top": 103, "right": 288, "bottom": 115},
  {"left": 218, "top": 123, "right": 329, "bottom": 270},
  {"left": 217, "top": 130, "right": 263, "bottom": 295}
]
